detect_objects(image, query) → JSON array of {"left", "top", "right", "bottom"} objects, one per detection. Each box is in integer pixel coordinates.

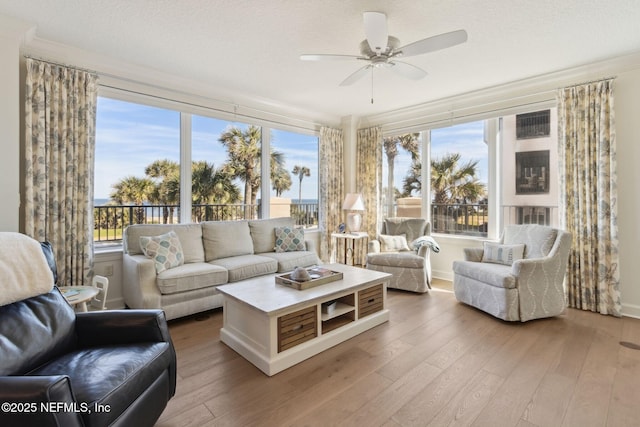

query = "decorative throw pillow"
[
  {"left": 481, "top": 242, "right": 525, "bottom": 266},
  {"left": 379, "top": 234, "right": 411, "bottom": 252},
  {"left": 140, "top": 231, "right": 185, "bottom": 274},
  {"left": 274, "top": 227, "right": 305, "bottom": 253}
]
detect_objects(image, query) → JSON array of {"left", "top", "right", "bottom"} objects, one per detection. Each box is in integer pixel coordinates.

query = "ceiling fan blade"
[
  {"left": 339, "top": 65, "right": 371, "bottom": 86},
  {"left": 399, "top": 29, "right": 468, "bottom": 57},
  {"left": 300, "top": 54, "right": 362, "bottom": 61},
  {"left": 363, "top": 11, "right": 388, "bottom": 54},
  {"left": 388, "top": 61, "right": 428, "bottom": 80}
]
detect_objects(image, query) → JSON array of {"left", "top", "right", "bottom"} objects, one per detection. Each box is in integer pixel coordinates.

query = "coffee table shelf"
[{"left": 217, "top": 264, "right": 391, "bottom": 376}]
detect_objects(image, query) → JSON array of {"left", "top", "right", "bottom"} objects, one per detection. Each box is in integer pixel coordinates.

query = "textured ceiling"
[{"left": 2, "top": 0, "right": 640, "bottom": 120}]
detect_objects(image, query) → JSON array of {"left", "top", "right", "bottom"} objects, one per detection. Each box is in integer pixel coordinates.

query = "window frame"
[{"left": 94, "top": 86, "right": 321, "bottom": 247}]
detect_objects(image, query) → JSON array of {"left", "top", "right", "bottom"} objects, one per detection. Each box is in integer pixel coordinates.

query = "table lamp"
[{"left": 342, "top": 193, "right": 365, "bottom": 233}]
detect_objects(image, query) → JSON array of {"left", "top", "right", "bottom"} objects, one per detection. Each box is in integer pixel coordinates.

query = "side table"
[
  {"left": 59, "top": 286, "right": 99, "bottom": 312},
  {"left": 331, "top": 232, "right": 369, "bottom": 267}
]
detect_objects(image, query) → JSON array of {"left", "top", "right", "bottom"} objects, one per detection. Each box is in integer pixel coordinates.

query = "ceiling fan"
[{"left": 301, "top": 11, "right": 468, "bottom": 88}]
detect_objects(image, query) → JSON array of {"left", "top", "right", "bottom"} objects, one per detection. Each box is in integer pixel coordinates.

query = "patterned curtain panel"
[
  {"left": 557, "top": 78, "right": 620, "bottom": 316},
  {"left": 24, "top": 58, "right": 99, "bottom": 286},
  {"left": 319, "top": 126, "right": 344, "bottom": 262},
  {"left": 356, "top": 127, "right": 383, "bottom": 239}
]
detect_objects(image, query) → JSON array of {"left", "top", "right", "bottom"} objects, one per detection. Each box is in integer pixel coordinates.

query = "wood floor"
[{"left": 156, "top": 280, "right": 640, "bottom": 427}]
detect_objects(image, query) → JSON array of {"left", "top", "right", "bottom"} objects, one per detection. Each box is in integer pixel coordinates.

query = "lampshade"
[
  {"left": 342, "top": 193, "right": 365, "bottom": 233},
  {"left": 342, "top": 193, "right": 365, "bottom": 211}
]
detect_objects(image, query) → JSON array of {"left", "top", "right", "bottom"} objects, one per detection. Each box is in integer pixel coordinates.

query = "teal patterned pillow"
[
  {"left": 140, "top": 230, "right": 184, "bottom": 274},
  {"left": 274, "top": 227, "right": 305, "bottom": 253}
]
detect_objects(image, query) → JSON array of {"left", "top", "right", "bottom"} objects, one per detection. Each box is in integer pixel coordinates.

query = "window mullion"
[{"left": 180, "top": 112, "right": 192, "bottom": 223}]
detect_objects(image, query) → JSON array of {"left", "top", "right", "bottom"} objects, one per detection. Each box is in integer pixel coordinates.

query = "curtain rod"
[
  {"left": 23, "top": 54, "right": 324, "bottom": 132},
  {"left": 558, "top": 76, "right": 617, "bottom": 90},
  {"left": 23, "top": 55, "right": 98, "bottom": 76}
]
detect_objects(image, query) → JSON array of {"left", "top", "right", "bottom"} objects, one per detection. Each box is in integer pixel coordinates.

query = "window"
[
  {"left": 515, "top": 150, "right": 550, "bottom": 194},
  {"left": 381, "top": 133, "right": 422, "bottom": 219},
  {"left": 269, "top": 129, "right": 319, "bottom": 228},
  {"left": 94, "top": 95, "right": 319, "bottom": 246},
  {"left": 516, "top": 109, "right": 550, "bottom": 139},
  {"left": 403, "top": 108, "right": 559, "bottom": 238},
  {"left": 430, "top": 121, "right": 488, "bottom": 236},
  {"left": 502, "top": 108, "right": 559, "bottom": 228},
  {"left": 191, "top": 116, "right": 256, "bottom": 221},
  {"left": 94, "top": 98, "right": 180, "bottom": 243}
]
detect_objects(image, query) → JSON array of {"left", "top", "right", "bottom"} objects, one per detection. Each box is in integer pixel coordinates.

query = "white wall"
[
  {"left": 614, "top": 67, "right": 640, "bottom": 318},
  {"left": 0, "top": 15, "right": 32, "bottom": 232}
]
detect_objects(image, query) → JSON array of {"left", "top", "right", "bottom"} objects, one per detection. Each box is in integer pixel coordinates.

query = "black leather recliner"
[{"left": 0, "top": 242, "right": 177, "bottom": 427}]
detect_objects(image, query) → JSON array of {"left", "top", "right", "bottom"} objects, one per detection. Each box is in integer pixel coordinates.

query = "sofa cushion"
[
  {"left": 383, "top": 218, "right": 428, "bottom": 243},
  {"left": 503, "top": 224, "right": 557, "bottom": 259},
  {"left": 259, "top": 251, "right": 319, "bottom": 273},
  {"left": 28, "top": 342, "right": 172, "bottom": 427},
  {"left": 274, "top": 226, "right": 306, "bottom": 252},
  {"left": 481, "top": 242, "right": 525, "bottom": 266},
  {"left": 452, "top": 260, "right": 517, "bottom": 289},
  {"left": 379, "top": 234, "right": 411, "bottom": 252},
  {"left": 249, "top": 217, "right": 294, "bottom": 253},
  {"left": 0, "top": 290, "right": 76, "bottom": 375},
  {"left": 210, "top": 254, "right": 277, "bottom": 282},
  {"left": 156, "top": 263, "right": 228, "bottom": 294},
  {"left": 125, "top": 224, "right": 205, "bottom": 263},
  {"left": 367, "top": 252, "right": 425, "bottom": 269},
  {"left": 140, "top": 231, "right": 185, "bottom": 274},
  {"left": 203, "top": 220, "right": 254, "bottom": 261}
]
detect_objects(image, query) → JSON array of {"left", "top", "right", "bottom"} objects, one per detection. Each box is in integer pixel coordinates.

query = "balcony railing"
[
  {"left": 426, "top": 203, "right": 558, "bottom": 237},
  {"left": 431, "top": 203, "right": 488, "bottom": 237},
  {"left": 93, "top": 202, "right": 318, "bottom": 244}
]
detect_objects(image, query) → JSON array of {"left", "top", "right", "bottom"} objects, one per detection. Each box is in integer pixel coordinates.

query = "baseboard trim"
[
  {"left": 622, "top": 302, "right": 640, "bottom": 319},
  {"left": 433, "top": 270, "right": 453, "bottom": 282}
]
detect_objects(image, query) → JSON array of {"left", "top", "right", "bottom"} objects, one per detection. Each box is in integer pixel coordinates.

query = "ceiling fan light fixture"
[{"left": 301, "top": 11, "right": 467, "bottom": 90}]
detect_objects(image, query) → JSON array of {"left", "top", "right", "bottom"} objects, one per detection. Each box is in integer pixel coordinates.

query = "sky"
[
  {"left": 95, "top": 97, "right": 487, "bottom": 202},
  {"left": 94, "top": 97, "right": 319, "bottom": 201},
  {"left": 386, "top": 121, "right": 488, "bottom": 196}
]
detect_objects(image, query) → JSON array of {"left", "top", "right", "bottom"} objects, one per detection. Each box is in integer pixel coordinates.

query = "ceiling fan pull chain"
[{"left": 371, "top": 68, "right": 374, "bottom": 104}]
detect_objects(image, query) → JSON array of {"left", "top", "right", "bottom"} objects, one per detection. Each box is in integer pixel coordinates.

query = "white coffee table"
[{"left": 217, "top": 263, "right": 391, "bottom": 376}]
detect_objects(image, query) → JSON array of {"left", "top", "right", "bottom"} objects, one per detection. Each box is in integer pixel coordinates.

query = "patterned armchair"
[
  {"left": 452, "top": 224, "right": 572, "bottom": 322},
  {"left": 366, "top": 217, "right": 436, "bottom": 293}
]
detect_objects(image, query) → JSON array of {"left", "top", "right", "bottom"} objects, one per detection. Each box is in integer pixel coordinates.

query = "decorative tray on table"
[{"left": 275, "top": 266, "right": 343, "bottom": 290}]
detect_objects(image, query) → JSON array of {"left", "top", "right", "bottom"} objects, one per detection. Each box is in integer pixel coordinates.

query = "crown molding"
[
  {"left": 21, "top": 36, "right": 342, "bottom": 130},
  {"left": 364, "top": 50, "right": 640, "bottom": 133}
]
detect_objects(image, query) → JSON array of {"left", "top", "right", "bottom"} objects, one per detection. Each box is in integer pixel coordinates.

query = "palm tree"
[
  {"left": 401, "top": 160, "right": 422, "bottom": 197},
  {"left": 145, "top": 159, "right": 179, "bottom": 223},
  {"left": 191, "top": 160, "right": 240, "bottom": 221},
  {"left": 431, "top": 153, "right": 486, "bottom": 232},
  {"left": 218, "top": 125, "right": 284, "bottom": 218},
  {"left": 110, "top": 176, "right": 154, "bottom": 224},
  {"left": 430, "top": 153, "right": 485, "bottom": 204},
  {"left": 383, "top": 133, "right": 420, "bottom": 217},
  {"left": 291, "top": 165, "right": 310, "bottom": 203},
  {"left": 272, "top": 166, "right": 292, "bottom": 197}
]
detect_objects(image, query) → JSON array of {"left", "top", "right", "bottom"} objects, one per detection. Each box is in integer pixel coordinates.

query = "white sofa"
[{"left": 122, "top": 217, "right": 319, "bottom": 320}]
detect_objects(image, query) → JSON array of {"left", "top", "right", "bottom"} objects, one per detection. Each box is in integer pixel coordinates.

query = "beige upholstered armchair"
[
  {"left": 452, "top": 224, "right": 572, "bottom": 322},
  {"left": 366, "top": 217, "right": 437, "bottom": 293}
]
